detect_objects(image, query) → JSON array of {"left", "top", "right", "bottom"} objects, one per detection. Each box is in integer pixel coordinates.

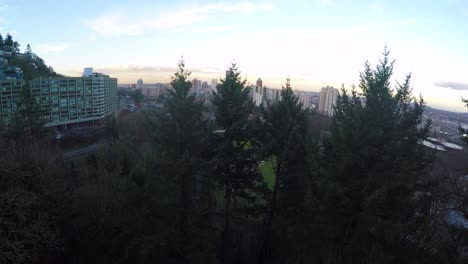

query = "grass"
[{"left": 260, "top": 157, "right": 276, "bottom": 190}]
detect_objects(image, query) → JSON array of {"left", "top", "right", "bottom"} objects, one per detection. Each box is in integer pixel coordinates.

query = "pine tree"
[
  {"left": 7, "top": 85, "right": 48, "bottom": 139},
  {"left": 0, "top": 34, "right": 4, "bottom": 50},
  {"left": 322, "top": 48, "right": 433, "bottom": 262},
  {"left": 26, "top": 44, "right": 32, "bottom": 54},
  {"left": 257, "top": 78, "right": 311, "bottom": 263},
  {"left": 13, "top": 41, "right": 20, "bottom": 53},
  {"left": 150, "top": 58, "right": 211, "bottom": 263},
  {"left": 4, "top": 33, "right": 13, "bottom": 51},
  {"left": 212, "top": 63, "right": 265, "bottom": 263},
  {"left": 459, "top": 98, "right": 468, "bottom": 144}
]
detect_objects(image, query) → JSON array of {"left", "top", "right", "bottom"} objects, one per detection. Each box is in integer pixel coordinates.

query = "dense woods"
[{"left": 0, "top": 49, "right": 467, "bottom": 263}]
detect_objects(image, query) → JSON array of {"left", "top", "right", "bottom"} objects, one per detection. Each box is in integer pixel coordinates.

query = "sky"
[{"left": 0, "top": 0, "right": 467, "bottom": 111}]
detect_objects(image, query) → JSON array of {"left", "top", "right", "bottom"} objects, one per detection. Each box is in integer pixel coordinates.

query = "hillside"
[{"left": 0, "top": 33, "right": 61, "bottom": 81}]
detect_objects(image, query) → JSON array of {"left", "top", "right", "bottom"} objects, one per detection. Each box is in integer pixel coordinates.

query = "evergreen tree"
[
  {"left": 4, "top": 33, "right": 13, "bottom": 51},
  {"left": 7, "top": 85, "right": 47, "bottom": 139},
  {"left": 257, "top": 78, "right": 312, "bottom": 263},
  {"left": 459, "top": 98, "right": 468, "bottom": 144},
  {"left": 150, "top": 58, "right": 212, "bottom": 263},
  {"left": 104, "top": 115, "right": 119, "bottom": 144},
  {"left": 13, "top": 41, "right": 20, "bottom": 53},
  {"left": 0, "top": 34, "right": 4, "bottom": 50},
  {"left": 322, "top": 48, "right": 434, "bottom": 263},
  {"left": 131, "top": 89, "right": 144, "bottom": 104},
  {"left": 212, "top": 63, "right": 266, "bottom": 263},
  {"left": 26, "top": 43, "right": 32, "bottom": 54}
]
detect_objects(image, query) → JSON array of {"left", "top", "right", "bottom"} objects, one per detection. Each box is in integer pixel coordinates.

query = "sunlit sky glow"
[{"left": 1, "top": 0, "right": 468, "bottom": 111}]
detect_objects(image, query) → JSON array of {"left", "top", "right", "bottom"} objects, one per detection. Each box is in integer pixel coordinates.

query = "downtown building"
[
  {"left": 141, "top": 83, "right": 168, "bottom": 97},
  {"left": 318, "top": 86, "right": 338, "bottom": 117},
  {"left": 250, "top": 78, "right": 281, "bottom": 107},
  {"left": 0, "top": 56, "right": 23, "bottom": 123},
  {"left": 29, "top": 68, "right": 118, "bottom": 129}
]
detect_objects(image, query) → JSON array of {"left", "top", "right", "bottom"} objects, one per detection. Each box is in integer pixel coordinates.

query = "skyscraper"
[
  {"left": 136, "top": 79, "right": 143, "bottom": 89},
  {"left": 210, "top": 79, "right": 218, "bottom": 91},
  {"left": 256, "top": 78, "right": 263, "bottom": 88},
  {"left": 318, "top": 86, "right": 338, "bottom": 117}
]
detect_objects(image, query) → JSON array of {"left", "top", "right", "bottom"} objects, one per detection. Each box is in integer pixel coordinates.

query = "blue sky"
[{"left": 1, "top": 0, "right": 468, "bottom": 111}]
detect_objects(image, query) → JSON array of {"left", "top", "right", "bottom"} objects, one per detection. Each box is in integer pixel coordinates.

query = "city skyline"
[{"left": 2, "top": 0, "right": 468, "bottom": 111}]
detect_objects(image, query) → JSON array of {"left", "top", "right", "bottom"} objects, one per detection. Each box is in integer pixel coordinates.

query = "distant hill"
[
  {"left": 424, "top": 105, "right": 468, "bottom": 123},
  {"left": 0, "top": 33, "right": 61, "bottom": 81}
]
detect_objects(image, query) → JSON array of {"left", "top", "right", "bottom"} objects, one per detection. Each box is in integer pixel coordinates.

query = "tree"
[
  {"left": 0, "top": 34, "right": 4, "bottom": 50},
  {"left": 149, "top": 58, "right": 212, "bottom": 263},
  {"left": 0, "top": 136, "right": 69, "bottom": 264},
  {"left": 4, "top": 33, "right": 13, "bottom": 51},
  {"left": 459, "top": 99, "right": 468, "bottom": 144},
  {"left": 13, "top": 41, "right": 20, "bottom": 53},
  {"left": 104, "top": 115, "right": 119, "bottom": 144},
  {"left": 26, "top": 43, "right": 32, "bottom": 54},
  {"left": 257, "top": 78, "right": 312, "bottom": 263},
  {"left": 130, "top": 89, "right": 144, "bottom": 104},
  {"left": 322, "top": 48, "right": 434, "bottom": 262},
  {"left": 212, "top": 63, "right": 266, "bottom": 263},
  {"left": 6, "top": 85, "right": 48, "bottom": 139}
]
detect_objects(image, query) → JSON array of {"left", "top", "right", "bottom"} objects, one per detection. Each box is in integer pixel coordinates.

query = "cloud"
[
  {"left": 434, "top": 81, "right": 468, "bottom": 91},
  {"left": 38, "top": 43, "right": 71, "bottom": 53},
  {"left": 87, "top": 65, "right": 225, "bottom": 77},
  {"left": 341, "top": 19, "right": 418, "bottom": 34},
  {"left": 85, "top": 2, "right": 273, "bottom": 37},
  {"left": 171, "top": 25, "right": 240, "bottom": 33},
  {"left": 95, "top": 65, "right": 177, "bottom": 73}
]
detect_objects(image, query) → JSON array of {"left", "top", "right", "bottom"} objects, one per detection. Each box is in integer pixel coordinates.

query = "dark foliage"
[{"left": 0, "top": 51, "right": 463, "bottom": 264}]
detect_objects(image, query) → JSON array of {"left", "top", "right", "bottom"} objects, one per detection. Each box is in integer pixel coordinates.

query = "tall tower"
[
  {"left": 256, "top": 78, "right": 263, "bottom": 88},
  {"left": 137, "top": 79, "right": 143, "bottom": 89},
  {"left": 318, "top": 86, "right": 338, "bottom": 117}
]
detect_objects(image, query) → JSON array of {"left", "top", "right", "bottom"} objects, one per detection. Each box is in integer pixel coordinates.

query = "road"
[{"left": 63, "top": 142, "right": 107, "bottom": 159}]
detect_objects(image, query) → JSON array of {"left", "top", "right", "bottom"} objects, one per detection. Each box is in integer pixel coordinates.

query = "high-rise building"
[
  {"left": 250, "top": 78, "right": 281, "bottom": 107},
  {"left": 210, "top": 79, "right": 218, "bottom": 91},
  {"left": 0, "top": 57, "right": 23, "bottom": 123},
  {"left": 318, "top": 86, "right": 338, "bottom": 117},
  {"left": 295, "top": 91, "right": 313, "bottom": 109},
  {"left": 0, "top": 79, "right": 23, "bottom": 123},
  {"left": 191, "top": 78, "right": 202, "bottom": 91},
  {"left": 141, "top": 83, "right": 168, "bottom": 97},
  {"left": 83, "top": 67, "right": 93, "bottom": 77},
  {"left": 29, "top": 68, "right": 118, "bottom": 128},
  {"left": 256, "top": 78, "right": 263, "bottom": 88},
  {"left": 137, "top": 79, "right": 143, "bottom": 89},
  {"left": 202, "top": 81, "right": 208, "bottom": 90}
]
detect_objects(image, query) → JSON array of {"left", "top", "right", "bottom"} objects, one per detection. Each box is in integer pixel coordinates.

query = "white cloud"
[
  {"left": 171, "top": 25, "right": 240, "bottom": 33},
  {"left": 341, "top": 19, "right": 418, "bottom": 34},
  {"left": 38, "top": 43, "right": 71, "bottom": 53},
  {"left": 85, "top": 2, "right": 274, "bottom": 37}
]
